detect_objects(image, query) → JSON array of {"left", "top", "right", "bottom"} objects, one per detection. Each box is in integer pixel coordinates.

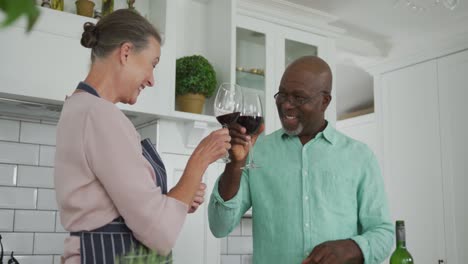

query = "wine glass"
[
  {"left": 238, "top": 89, "right": 263, "bottom": 169},
  {"left": 213, "top": 83, "right": 243, "bottom": 163}
]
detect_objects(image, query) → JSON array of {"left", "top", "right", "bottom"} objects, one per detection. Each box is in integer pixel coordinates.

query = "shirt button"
[
  {"left": 305, "top": 223, "right": 309, "bottom": 228},
  {"left": 304, "top": 196, "right": 309, "bottom": 200}
]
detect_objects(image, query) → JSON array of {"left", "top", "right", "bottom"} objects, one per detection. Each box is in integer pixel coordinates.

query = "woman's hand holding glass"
[
  {"left": 213, "top": 83, "right": 243, "bottom": 163},
  {"left": 191, "top": 128, "right": 231, "bottom": 166}
]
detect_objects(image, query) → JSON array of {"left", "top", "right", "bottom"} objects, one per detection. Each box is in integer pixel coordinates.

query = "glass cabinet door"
[
  {"left": 285, "top": 39, "right": 318, "bottom": 68},
  {"left": 236, "top": 27, "right": 266, "bottom": 91}
]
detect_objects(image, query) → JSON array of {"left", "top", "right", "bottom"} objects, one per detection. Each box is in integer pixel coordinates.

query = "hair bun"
[{"left": 81, "top": 22, "right": 99, "bottom": 48}]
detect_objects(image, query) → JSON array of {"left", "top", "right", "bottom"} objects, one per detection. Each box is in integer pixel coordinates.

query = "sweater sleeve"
[{"left": 83, "top": 102, "right": 188, "bottom": 256}]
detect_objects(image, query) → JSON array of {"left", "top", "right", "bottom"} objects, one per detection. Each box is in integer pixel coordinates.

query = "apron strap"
[{"left": 141, "top": 138, "right": 168, "bottom": 194}]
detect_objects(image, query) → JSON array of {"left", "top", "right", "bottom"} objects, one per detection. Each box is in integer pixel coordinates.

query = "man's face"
[{"left": 276, "top": 68, "right": 330, "bottom": 138}]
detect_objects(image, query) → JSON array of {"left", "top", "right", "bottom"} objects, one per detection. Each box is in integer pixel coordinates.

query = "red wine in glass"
[
  {"left": 239, "top": 90, "right": 263, "bottom": 169},
  {"left": 236, "top": 116, "right": 263, "bottom": 135},
  {"left": 216, "top": 112, "right": 241, "bottom": 126}
]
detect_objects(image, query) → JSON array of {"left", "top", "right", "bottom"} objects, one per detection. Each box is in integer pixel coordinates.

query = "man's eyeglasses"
[{"left": 273, "top": 91, "right": 328, "bottom": 107}]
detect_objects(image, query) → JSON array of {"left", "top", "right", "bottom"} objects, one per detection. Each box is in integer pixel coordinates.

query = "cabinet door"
[
  {"left": 438, "top": 49, "right": 468, "bottom": 264},
  {"left": 381, "top": 60, "right": 446, "bottom": 263},
  {"left": 161, "top": 153, "right": 222, "bottom": 264}
]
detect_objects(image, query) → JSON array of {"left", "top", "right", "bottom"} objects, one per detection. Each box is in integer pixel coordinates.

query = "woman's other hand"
[{"left": 188, "top": 183, "right": 206, "bottom": 213}]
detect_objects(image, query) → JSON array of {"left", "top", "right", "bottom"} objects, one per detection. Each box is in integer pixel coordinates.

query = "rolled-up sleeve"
[
  {"left": 83, "top": 103, "right": 188, "bottom": 255},
  {"left": 351, "top": 152, "right": 394, "bottom": 264},
  {"left": 208, "top": 172, "right": 251, "bottom": 238}
]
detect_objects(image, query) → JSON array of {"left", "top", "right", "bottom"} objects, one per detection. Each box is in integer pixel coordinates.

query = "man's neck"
[{"left": 298, "top": 120, "right": 327, "bottom": 145}]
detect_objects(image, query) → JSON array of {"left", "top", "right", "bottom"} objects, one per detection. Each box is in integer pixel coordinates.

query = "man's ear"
[
  {"left": 119, "top": 42, "right": 132, "bottom": 64},
  {"left": 321, "top": 94, "right": 332, "bottom": 112}
]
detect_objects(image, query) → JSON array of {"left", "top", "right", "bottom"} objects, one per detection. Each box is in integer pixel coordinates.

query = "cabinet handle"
[{"left": 438, "top": 260, "right": 444, "bottom": 264}]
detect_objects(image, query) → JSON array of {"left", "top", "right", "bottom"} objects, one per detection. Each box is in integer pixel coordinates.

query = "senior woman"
[{"left": 54, "top": 9, "right": 230, "bottom": 264}]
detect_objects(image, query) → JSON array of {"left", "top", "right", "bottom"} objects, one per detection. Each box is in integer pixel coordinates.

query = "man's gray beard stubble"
[{"left": 283, "top": 123, "right": 303, "bottom": 136}]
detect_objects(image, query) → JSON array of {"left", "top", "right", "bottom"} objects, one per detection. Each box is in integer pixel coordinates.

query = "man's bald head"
[{"left": 284, "top": 56, "right": 332, "bottom": 94}]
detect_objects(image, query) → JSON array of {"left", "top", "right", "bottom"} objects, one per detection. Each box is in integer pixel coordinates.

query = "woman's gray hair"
[{"left": 80, "top": 9, "right": 161, "bottom": 62}]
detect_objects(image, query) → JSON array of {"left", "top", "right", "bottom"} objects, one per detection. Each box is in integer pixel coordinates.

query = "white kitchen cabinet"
[
  {"left": 376, "top": 48, "right": 468, "bottom": 264},
  {"left": 160, "top": 152, "right": 223, "bottom": 264},
  {"left": 380, "top": 60, "right": 446, "bottom": 263},
  {"left": 437, "top": 49, "right": 468, "bottom": 264}
]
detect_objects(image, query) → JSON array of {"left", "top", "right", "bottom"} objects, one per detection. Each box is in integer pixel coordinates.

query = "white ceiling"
[
  {"left": 283, "top": 0, "right": 468, "bottom": 118},
  {"left": 286, "top": 0, "right": 468, "bottom": 56}
]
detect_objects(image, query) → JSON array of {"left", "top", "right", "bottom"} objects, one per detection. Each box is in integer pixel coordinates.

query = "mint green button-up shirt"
[{"left": 208, "top": 124, "right": 394, "bottom": 264}]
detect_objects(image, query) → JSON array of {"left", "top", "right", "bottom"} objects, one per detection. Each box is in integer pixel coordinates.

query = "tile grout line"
[{"left": 18, "top": 120, "right": 22, "bottom": 143}]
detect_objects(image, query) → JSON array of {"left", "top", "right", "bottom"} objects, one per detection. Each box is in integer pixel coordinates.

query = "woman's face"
[{"left": 119, "top": 37, "right": 161, "bottom": 105}]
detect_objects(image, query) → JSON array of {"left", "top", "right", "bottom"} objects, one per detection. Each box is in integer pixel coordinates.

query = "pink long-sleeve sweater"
[{"left": 54, "top": 92, "right": 188, "bottom": 264}]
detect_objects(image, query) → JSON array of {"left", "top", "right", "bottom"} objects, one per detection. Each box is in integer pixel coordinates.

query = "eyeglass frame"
[{"left": 273, "top": 90, "right": 329, "bottom": 107}]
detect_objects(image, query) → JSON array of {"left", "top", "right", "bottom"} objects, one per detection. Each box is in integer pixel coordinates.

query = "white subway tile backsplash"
[
  {"left": 231, "top": 223, "right": 241, "bottom": 236},
  {"left": 1, "top": 232, "right": 34, "bottom": 254},
  {"left": 13, "top": 255, "right": 53, "bottom": 264},
  {"left": 0, "top": 164, "right": 17, "bottom": 186},
  {"left": 53, "top": 255, "right": 62, "bottom": 264},
  {"left": 0, "top": 141, "right": 39, "bottom": 165},
  {"left": 0, "top": 119, "right": 20, "bottom": 141},
  {"left": 20, "top": 122, "right": 57, "bottom": 145},
  {"left": 14, "top": 210, "right": 56, "bottom": 232},
  {"left": 227, "top": 237, "right": 253, "bottom": 255},
  {"left": 0, "top": 209, "right": 14, "bottom": 231},
  {"left": 37, "top": 189, "right": 58, "bottom": 210},
  {"left": 221, "top": 255, "right": 241, "bottom": 264},
  {"left": 241, "top": 255, "right": 253, "bottom": 264},
  {"left": 0, "top": 187, "right": 37, "bottom": 209},
  {"left": 39, "top": 146, "right": 55, "bottom": 167},
  {"left": 221, "top": 237, "right": 228, "bottom": 254},
  {"left": 34, "top": 233, "right": 68, "bottom": 254},
  {"left": 55, "top": 211, "right": 66, "bottom": 232},
  {"left": 17, "top": 165, "right": 54, "bottom": 188},
  {"left": 241, "top": 218, "right": 252, "bottom": 236}
]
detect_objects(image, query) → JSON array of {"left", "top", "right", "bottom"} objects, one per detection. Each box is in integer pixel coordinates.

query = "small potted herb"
[{"left": 175, "top": 55, "right": 217, "bottom": 114}]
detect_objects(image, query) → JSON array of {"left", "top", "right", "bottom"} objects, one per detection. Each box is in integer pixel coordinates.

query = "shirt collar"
[{"left": 280, "top": 121, "right": 336, "bottom": 145}]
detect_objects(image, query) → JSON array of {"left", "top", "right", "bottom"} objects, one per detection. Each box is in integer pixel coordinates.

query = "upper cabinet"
[{"left": 0, "top": 7, "right": 91, "bottom": 104}]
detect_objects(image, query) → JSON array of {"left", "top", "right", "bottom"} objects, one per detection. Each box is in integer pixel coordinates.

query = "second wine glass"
[
  {"left": 238, "top": 89, "right": 263, "bottom": 169},
  {"left": 213, "top": 83, "right": 243, "bottom": 163}
]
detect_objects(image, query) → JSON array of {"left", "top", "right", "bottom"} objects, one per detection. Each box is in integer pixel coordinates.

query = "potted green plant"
[{"left": 175, "top": 55, "right": 217, "bottom": 114}]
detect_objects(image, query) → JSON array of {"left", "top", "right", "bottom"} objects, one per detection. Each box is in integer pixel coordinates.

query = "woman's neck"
[{"left": 83, "top": 61, "right": 120, "bottom": 103}]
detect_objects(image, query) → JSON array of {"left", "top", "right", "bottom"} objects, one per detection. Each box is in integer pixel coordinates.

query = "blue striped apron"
[{"left": 70, "top": 82, "right": 172, "bottom": 264}]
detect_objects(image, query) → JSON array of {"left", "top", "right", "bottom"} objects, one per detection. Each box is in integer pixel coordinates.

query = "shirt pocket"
[{"left": 316, "top": 170, "right": 356, "bottom": 216}]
